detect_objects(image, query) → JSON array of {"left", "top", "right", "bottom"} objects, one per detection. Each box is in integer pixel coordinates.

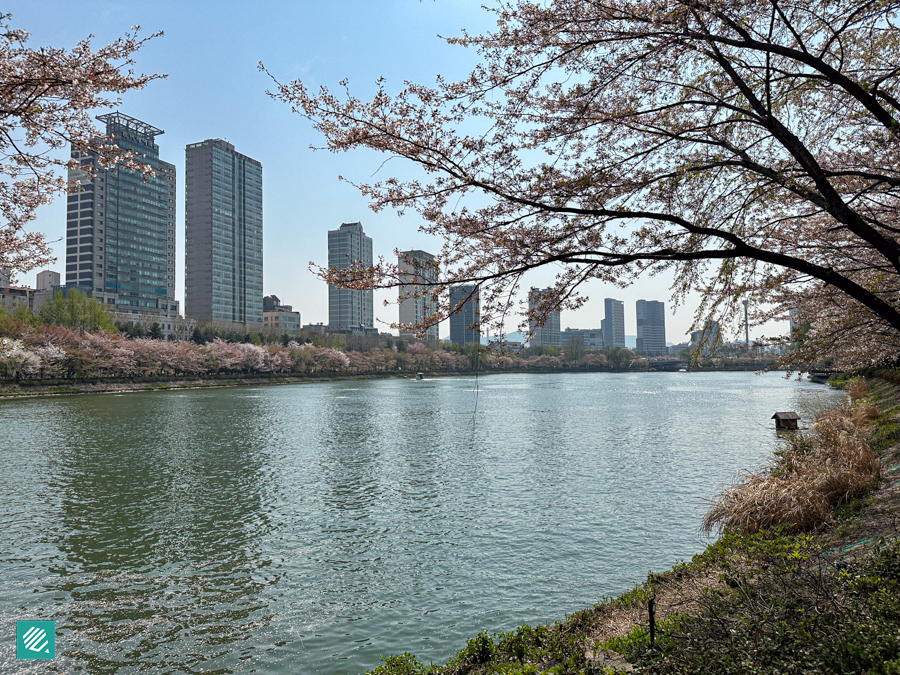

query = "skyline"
[{"left": 10, "top": 1, "right": 783, "bottom": 343}]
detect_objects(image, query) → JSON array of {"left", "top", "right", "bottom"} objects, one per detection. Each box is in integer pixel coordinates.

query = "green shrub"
[{"left": 620, "top": 534, "right": 900, "bottom": 674}]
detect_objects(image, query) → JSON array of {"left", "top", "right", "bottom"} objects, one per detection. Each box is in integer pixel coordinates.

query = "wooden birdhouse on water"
[{"left": 772, "top": 411, "right": 801, "bottom": 431}]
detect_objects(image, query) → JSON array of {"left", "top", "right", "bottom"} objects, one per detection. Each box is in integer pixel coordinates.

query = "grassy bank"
[{"left": 367, "top": 375, "right": 900, "bottom": 675}]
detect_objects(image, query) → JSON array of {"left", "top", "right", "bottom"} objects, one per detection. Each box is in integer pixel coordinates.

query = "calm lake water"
[{"left": 0, "top": 372, "right": 842, "bottom": 673}]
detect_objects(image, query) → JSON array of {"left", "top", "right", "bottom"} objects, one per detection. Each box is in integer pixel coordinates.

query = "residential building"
[
  {"left": 327, "top": 222, "right": 373, "bottom": 329},
  {"left": 262, "top": 294, "right": 301, "bottom": 333},
  {"left": 635, "top": 299, "right": 666, "bottom": 356},
  {"left": 263, "top": 310, "right": 301, "bottom": 333},
  {"left": 185, "top": 138, "right": 263, "bottom": 326},
  {"left": 0, "top": 285, "right": 32, "bottom": 311},
  {"left": 449, "top": 284, "right": 480, "bottom": 345},
  {"left": 601, "top": 298, "right": 626, "bottom": 349},
  {"left": 789, "top": 308, "right": 801, "bottom": 333},
  {"left": 560, "top": 327, "right": 604, "bottom": 351},
  {"left": 691, "top": 321, "right": 722, "bottom": 356},
  {"left": 36, "top": 270, "right": 60, "bottom": 292},
  {"left": 66, "top": 113, "right": 178, "bottom": 325},
  {"left": 668, "top": 342, "right": 691, "bottom": 357},
  {"left": 398, "top": 249, "right": 439, "bottom": 340},
  {"left": 302, "top": 323, "right": 328, "bottom": 334},
  {"left": 528, "top": 287, "right": 561, "bottom": 348}
]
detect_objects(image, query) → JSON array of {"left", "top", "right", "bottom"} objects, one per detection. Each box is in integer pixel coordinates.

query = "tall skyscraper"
[
  {"left": 398, "top": 250, "right": 439, "bottom": 340},
  {"left": 601, "top": 298, "right": 626, "bottom": 349},
  {"left": 635, "top": 299, "right": 666, "bottom": 356},
  {"left": 185, "top": 139, "right": 263, "bottom": 325},
  {"left": 528, "top": 287, "right": 561, "bottom": 348},
  {"left": 327, "top": 222, "right": 374, "bottom": 328},
  {"left": 449, "top": 284, "right": 480, "bottom": 345},
  {"left": 66, "top": 113, "right": 177, "bottom": 319}
]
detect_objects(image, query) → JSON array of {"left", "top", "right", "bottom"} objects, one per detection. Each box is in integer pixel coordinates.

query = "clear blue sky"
[{"left": 12, "top": 0, "right": 782, "bottom": 342}]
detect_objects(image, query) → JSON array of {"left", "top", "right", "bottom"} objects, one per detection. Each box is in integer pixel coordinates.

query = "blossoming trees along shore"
[
  {"left": 267, "top": 0, "right": 900, "bottom": 369},
  {"left": 0, "top": 13, "right": 162, "bottom": 279},
  {"left": 0, "top": 328, "right": 485, "bottom": 381},
  {"left": 0, "top": 323, "right": 663, "bottom": 381}
]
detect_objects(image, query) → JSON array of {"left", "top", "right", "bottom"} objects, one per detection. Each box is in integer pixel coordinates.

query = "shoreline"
[
  {"left": 365, "top": 373, "right": 900, "bottom": 675},
  {"left": 0, "top": 367, "right": 795, "bottom": 401}
]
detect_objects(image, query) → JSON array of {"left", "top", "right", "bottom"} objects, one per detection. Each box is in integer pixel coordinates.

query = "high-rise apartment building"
[
  {"left": 635, "top": 299, "right": 666, "bottom": 356},
  {"left": 691, "top": 320, "right": 722, "bottom": 357},
  {"left": 601, "top": 298, "right": 626, "bottom": 349},
  {"left": 398, "top": 250, "right": 439, "bottom": 340},
  {"left": 185, "top": 139, "right": 263, "bottom": 326},
  {"left": 528, "top": 287, "right": 561, "bottom": 348},
  {"left": 449, "top": 284, "right": 480, "bottom": 345},
  {"left": 327, "top": 222, "right": 374, "bottom": 328},
  {"left": 66, "top": 113, "right": 177, "bottom": 319}
]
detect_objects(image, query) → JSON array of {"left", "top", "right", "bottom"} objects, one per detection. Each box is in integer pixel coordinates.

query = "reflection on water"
[{"left": 0, "top": 373, "right": 842, "bottom": 673}]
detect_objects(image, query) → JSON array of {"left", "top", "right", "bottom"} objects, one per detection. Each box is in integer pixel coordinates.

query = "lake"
[{"left": 0, "top": 371, "right": 842, "bottom": 673}]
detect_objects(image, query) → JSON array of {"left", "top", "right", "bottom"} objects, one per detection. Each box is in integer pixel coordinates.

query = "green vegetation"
[
  {"left": 38, "top": 289, "right": 115, "bottom": 331},
  {"left": 603, "top": 532, "right": 900, "bottom": 675}
]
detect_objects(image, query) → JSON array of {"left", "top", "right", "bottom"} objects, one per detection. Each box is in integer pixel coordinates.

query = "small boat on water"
[{"left": 416, "top": 372, "right": 425, "bottom": 380}]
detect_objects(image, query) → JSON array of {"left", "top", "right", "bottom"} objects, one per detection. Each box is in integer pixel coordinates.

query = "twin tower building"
[{"left": 66, "top": 113, "right": 263, "bottom": 330}]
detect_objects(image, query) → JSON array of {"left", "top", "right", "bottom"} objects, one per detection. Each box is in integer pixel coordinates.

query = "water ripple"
[{"left": 0, "top": 372, "right": 841, "bottom": 673}]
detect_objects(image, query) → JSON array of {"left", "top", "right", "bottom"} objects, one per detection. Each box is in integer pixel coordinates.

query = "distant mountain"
[{"left": 482, "top": 331, "right": 526, "bottom": 345}]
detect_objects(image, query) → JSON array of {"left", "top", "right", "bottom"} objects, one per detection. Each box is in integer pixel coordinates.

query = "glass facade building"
[
  {"left": 398, "top": 249, "right": 439, "bottom": 340},
  {"left": 635, "top": 299, "right": 667, "bottom": 356},
  {"left": 528, "top": 287, "right": 561, "bottom": 348},
  {"left": 185, "top": 139, "right": 263, "bottom": 325},
  {"left": 601, "top": 298, "right": 626, "bottom": 349},
  {"left": 449, "top": 284, "right": 480, "bottom": 345},
  {"left": 66, "top": 113, "right": 177, "bottom": 319},
  {"left": 327, "top": 222, "right": 374, "bottom": 328}
]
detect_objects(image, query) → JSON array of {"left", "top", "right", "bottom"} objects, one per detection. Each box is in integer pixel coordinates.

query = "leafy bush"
[{"left": 611, "top": 532, "right": 900, "bottom": 674}]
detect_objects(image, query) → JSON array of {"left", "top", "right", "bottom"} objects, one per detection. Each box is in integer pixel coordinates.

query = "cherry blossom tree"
[
  {"left": 267, "top": 0, "right": 900, "bottom": 368},
  {"left": 0, "top": 13, "right": 162, "bottom": 279}
]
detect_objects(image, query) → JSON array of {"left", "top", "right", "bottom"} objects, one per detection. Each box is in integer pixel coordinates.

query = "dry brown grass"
[
  {"left": 703, "top": 402, "right": 881, "bottom": 534},
  {"left": 583, "top": 570, "right": 725, "bottom": 648},
  {"left": 846, "top": 377, "right": 869, "bottom": 401}
]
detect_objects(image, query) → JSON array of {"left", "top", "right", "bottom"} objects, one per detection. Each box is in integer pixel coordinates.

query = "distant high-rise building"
[
  {"left": 398, "top": 250, "right": 439, "bottom": 340},
  {"left": 560, "top": 327, "right": 604, "bottom": 351},
  {"left": 185, "top": 139, "right": 263, "bottom": 326},
  {"left": 601, "top": 298, "right": 626, "bottom": 349},
  {"left": 36, "top": 270, "right": 60, "bottom": 292},
  {"left": 691, "top": 320, "right": 722, "bottom": 356},
  {"left": 635, "top": 299, "right": 666, "bottom": 356},
  {"left": 528, "top": 287, "right": 561, "bottom": 348},
  {"left": 66, "top": 112, "right": 177, "bottom": 320},
  {"left": 327, "top": 222, "right": 374, "bottom": 328},
  {"left": 449, "top": 284, "right": 480, "bottom": 345}
]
